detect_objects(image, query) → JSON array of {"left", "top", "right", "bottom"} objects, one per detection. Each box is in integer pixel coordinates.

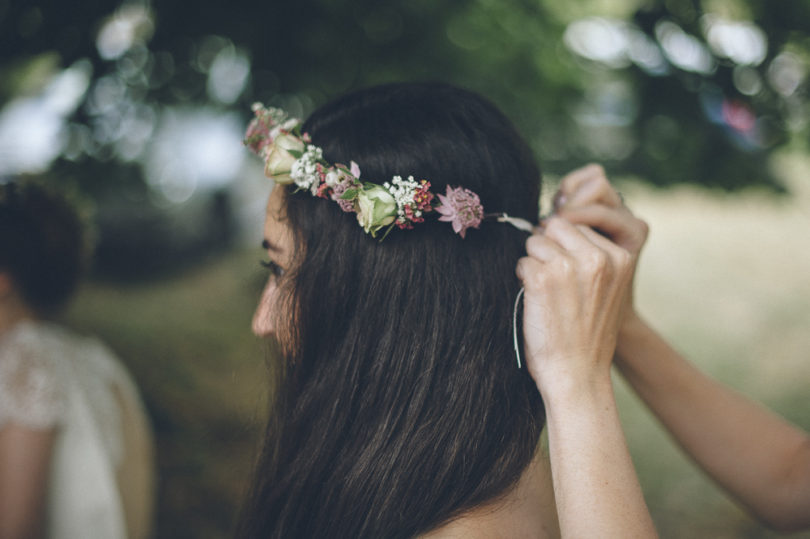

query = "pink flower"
[
  {"left": 350, "top": 161, "right": 361, "bottom": 178},
  {"left": 435, "top": 186, "right": 483, "bottom": 238},
  {"left": 244, "top": 115, "right": 273, "bottom": 155},
  {"left": 413, "top": 180, "right": 434, "bottom": 211},
  {"left": 330, "top": 180, "right": 357, "bottom": 212},
  {"left": 316, "top": 182, "right": 331, "bottom": 198}
]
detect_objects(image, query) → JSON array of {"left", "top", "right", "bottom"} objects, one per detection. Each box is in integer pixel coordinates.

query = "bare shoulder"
[{"left": 421, "top": 455, "right": 559, "bottom": 539}]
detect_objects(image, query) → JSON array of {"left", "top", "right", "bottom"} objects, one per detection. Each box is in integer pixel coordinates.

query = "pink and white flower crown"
[{"left": 244, "top": 103, "right": 532, "bottom": 239}]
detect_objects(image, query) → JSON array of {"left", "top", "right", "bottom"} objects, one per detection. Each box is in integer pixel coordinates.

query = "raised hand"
[
  {"left": 516, "top": 217, "right": 634, "bottom": 396},
  {"left": 552, "top": 164, "right": 649, "bottom": 327},
  {"left": 515, "top": 216, "right": 657, "bottom": 538}
]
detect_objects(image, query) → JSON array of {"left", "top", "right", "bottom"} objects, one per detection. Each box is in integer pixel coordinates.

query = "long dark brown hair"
[{"left": 238, "top": 82, "right": 545, "bottom": 538}]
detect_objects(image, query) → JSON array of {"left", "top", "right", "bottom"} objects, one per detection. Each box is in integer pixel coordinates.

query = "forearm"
[
  {"left": 0, "top": 425, "right": 54, "bottom": 539},
  {"left": 616, "top": 315, "right": 810, "bottom": 530},
  {"left": 543, "top": 373, "right": 657, "bottom": 538}
]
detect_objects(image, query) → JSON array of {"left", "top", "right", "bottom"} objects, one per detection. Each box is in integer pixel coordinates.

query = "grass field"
[
  {"left": 610, "top": 154, "right": 810, "bottom": 539},
  {"left": 66, "top": 251, "right": 271, "bottom": 538},
  {"left": 65, "top": 154, "right": 810, "bottom": 538}
]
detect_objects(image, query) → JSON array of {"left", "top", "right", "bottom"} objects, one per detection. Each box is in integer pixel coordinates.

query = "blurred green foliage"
[{"left": 2, "top": 0, "right": 809, "bottom": 194}]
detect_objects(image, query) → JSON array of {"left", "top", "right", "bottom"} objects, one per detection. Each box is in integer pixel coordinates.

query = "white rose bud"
[
  {"left": 355, "top": 186, "right": 397, "bottom": 236},
  {"left": 263, "top": 133, "right": 305, "bottom": 184}
]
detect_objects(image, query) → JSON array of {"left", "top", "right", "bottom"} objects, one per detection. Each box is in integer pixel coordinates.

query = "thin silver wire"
[{"left": 512, "top": 287, "right": 524, "bottom": 369}]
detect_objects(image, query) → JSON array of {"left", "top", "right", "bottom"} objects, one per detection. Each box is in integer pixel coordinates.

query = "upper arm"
[
  {"left": 0, "top": 324, "right": 66, "bottom": 538},
  {"left": 0, "top": 424, "right": 56, "bottom": 539}
]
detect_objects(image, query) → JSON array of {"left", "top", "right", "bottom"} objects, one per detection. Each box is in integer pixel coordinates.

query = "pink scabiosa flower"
[{"left": 435, "top": 186, "right": 484, "bottom": 238}]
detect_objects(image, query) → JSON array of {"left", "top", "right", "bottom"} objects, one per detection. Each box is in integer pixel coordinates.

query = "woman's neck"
[{"left": 421, "top": 452, "right": 560, "bottom": 538}]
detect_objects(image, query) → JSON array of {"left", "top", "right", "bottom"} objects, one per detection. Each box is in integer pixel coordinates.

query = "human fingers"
[
  {"left": 556, "top": 204, "right": 648, "bottom": 256},
  {"left": 518, "top": 232, "right": 575, "bottom": 297},
  {"left": 557, "top": 163, "right": 606, "bottom": 197},
  {"left": 554, "top": 164, "right": 618, "bottom": 210},
  {"left": 516, "top": 256, "right": 548, "bottom": 291},
  {"left": 564, "top": 171, "right": 622, "bottom": 210},
  {"left": 517, "top": 227, "right": 622, "bottom": 392},
  {"left": 542, "top": 219, "right": 631, "bottom": 307},
  {"left": 577, "top": 225, "right": 634, "bottom": 272},
  {"left": 540, "top": 216, "right": 597, "bottom": 253},
  {"left": 575, "top": 216, "right": 641, "bottom": 331},
  {"left": 525, "top": 232, "right": 565, "bottom": 263},
  {"left": 576, "top": 225, "right": 635, "bottom": 324}
]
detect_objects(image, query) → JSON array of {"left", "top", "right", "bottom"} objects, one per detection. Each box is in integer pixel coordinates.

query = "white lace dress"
[{"left": 0, "top": 320, "right": 153, "bottom": 539}]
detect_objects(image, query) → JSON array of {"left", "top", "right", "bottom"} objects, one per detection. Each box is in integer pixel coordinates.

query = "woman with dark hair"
[
  {"left": 238, "top": 82, "right": 655, "bottom": 537},
  {"left": 0, "top": 181, "right": 154, "bottom": 538}
]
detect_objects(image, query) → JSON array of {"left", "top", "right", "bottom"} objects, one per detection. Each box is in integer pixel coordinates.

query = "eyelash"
[{"left": 260, "top": 259, "right": 285, "bottom": 278}]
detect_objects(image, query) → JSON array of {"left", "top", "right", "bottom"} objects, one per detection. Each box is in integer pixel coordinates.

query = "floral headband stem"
[{"left": 244, "top": 103, "right": 532, "bottom": 239}]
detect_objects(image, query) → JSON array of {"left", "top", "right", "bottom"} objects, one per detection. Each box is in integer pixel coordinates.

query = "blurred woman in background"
[{"left": 0, "top": 181, "right": 154, "bottom": 539}]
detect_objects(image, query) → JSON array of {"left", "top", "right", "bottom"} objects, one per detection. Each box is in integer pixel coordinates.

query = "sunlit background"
[{"left": 2, "top": 0, "right": 809, "bottom": 537}]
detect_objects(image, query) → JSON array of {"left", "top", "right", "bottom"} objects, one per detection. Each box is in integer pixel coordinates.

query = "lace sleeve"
[{"left": 0, "top": 329, "right": 67, "bottom": 430}]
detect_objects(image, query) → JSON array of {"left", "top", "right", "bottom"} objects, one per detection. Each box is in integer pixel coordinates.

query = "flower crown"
[{"left": 244, "top": 103, "right": 532, "bottom": 239}]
